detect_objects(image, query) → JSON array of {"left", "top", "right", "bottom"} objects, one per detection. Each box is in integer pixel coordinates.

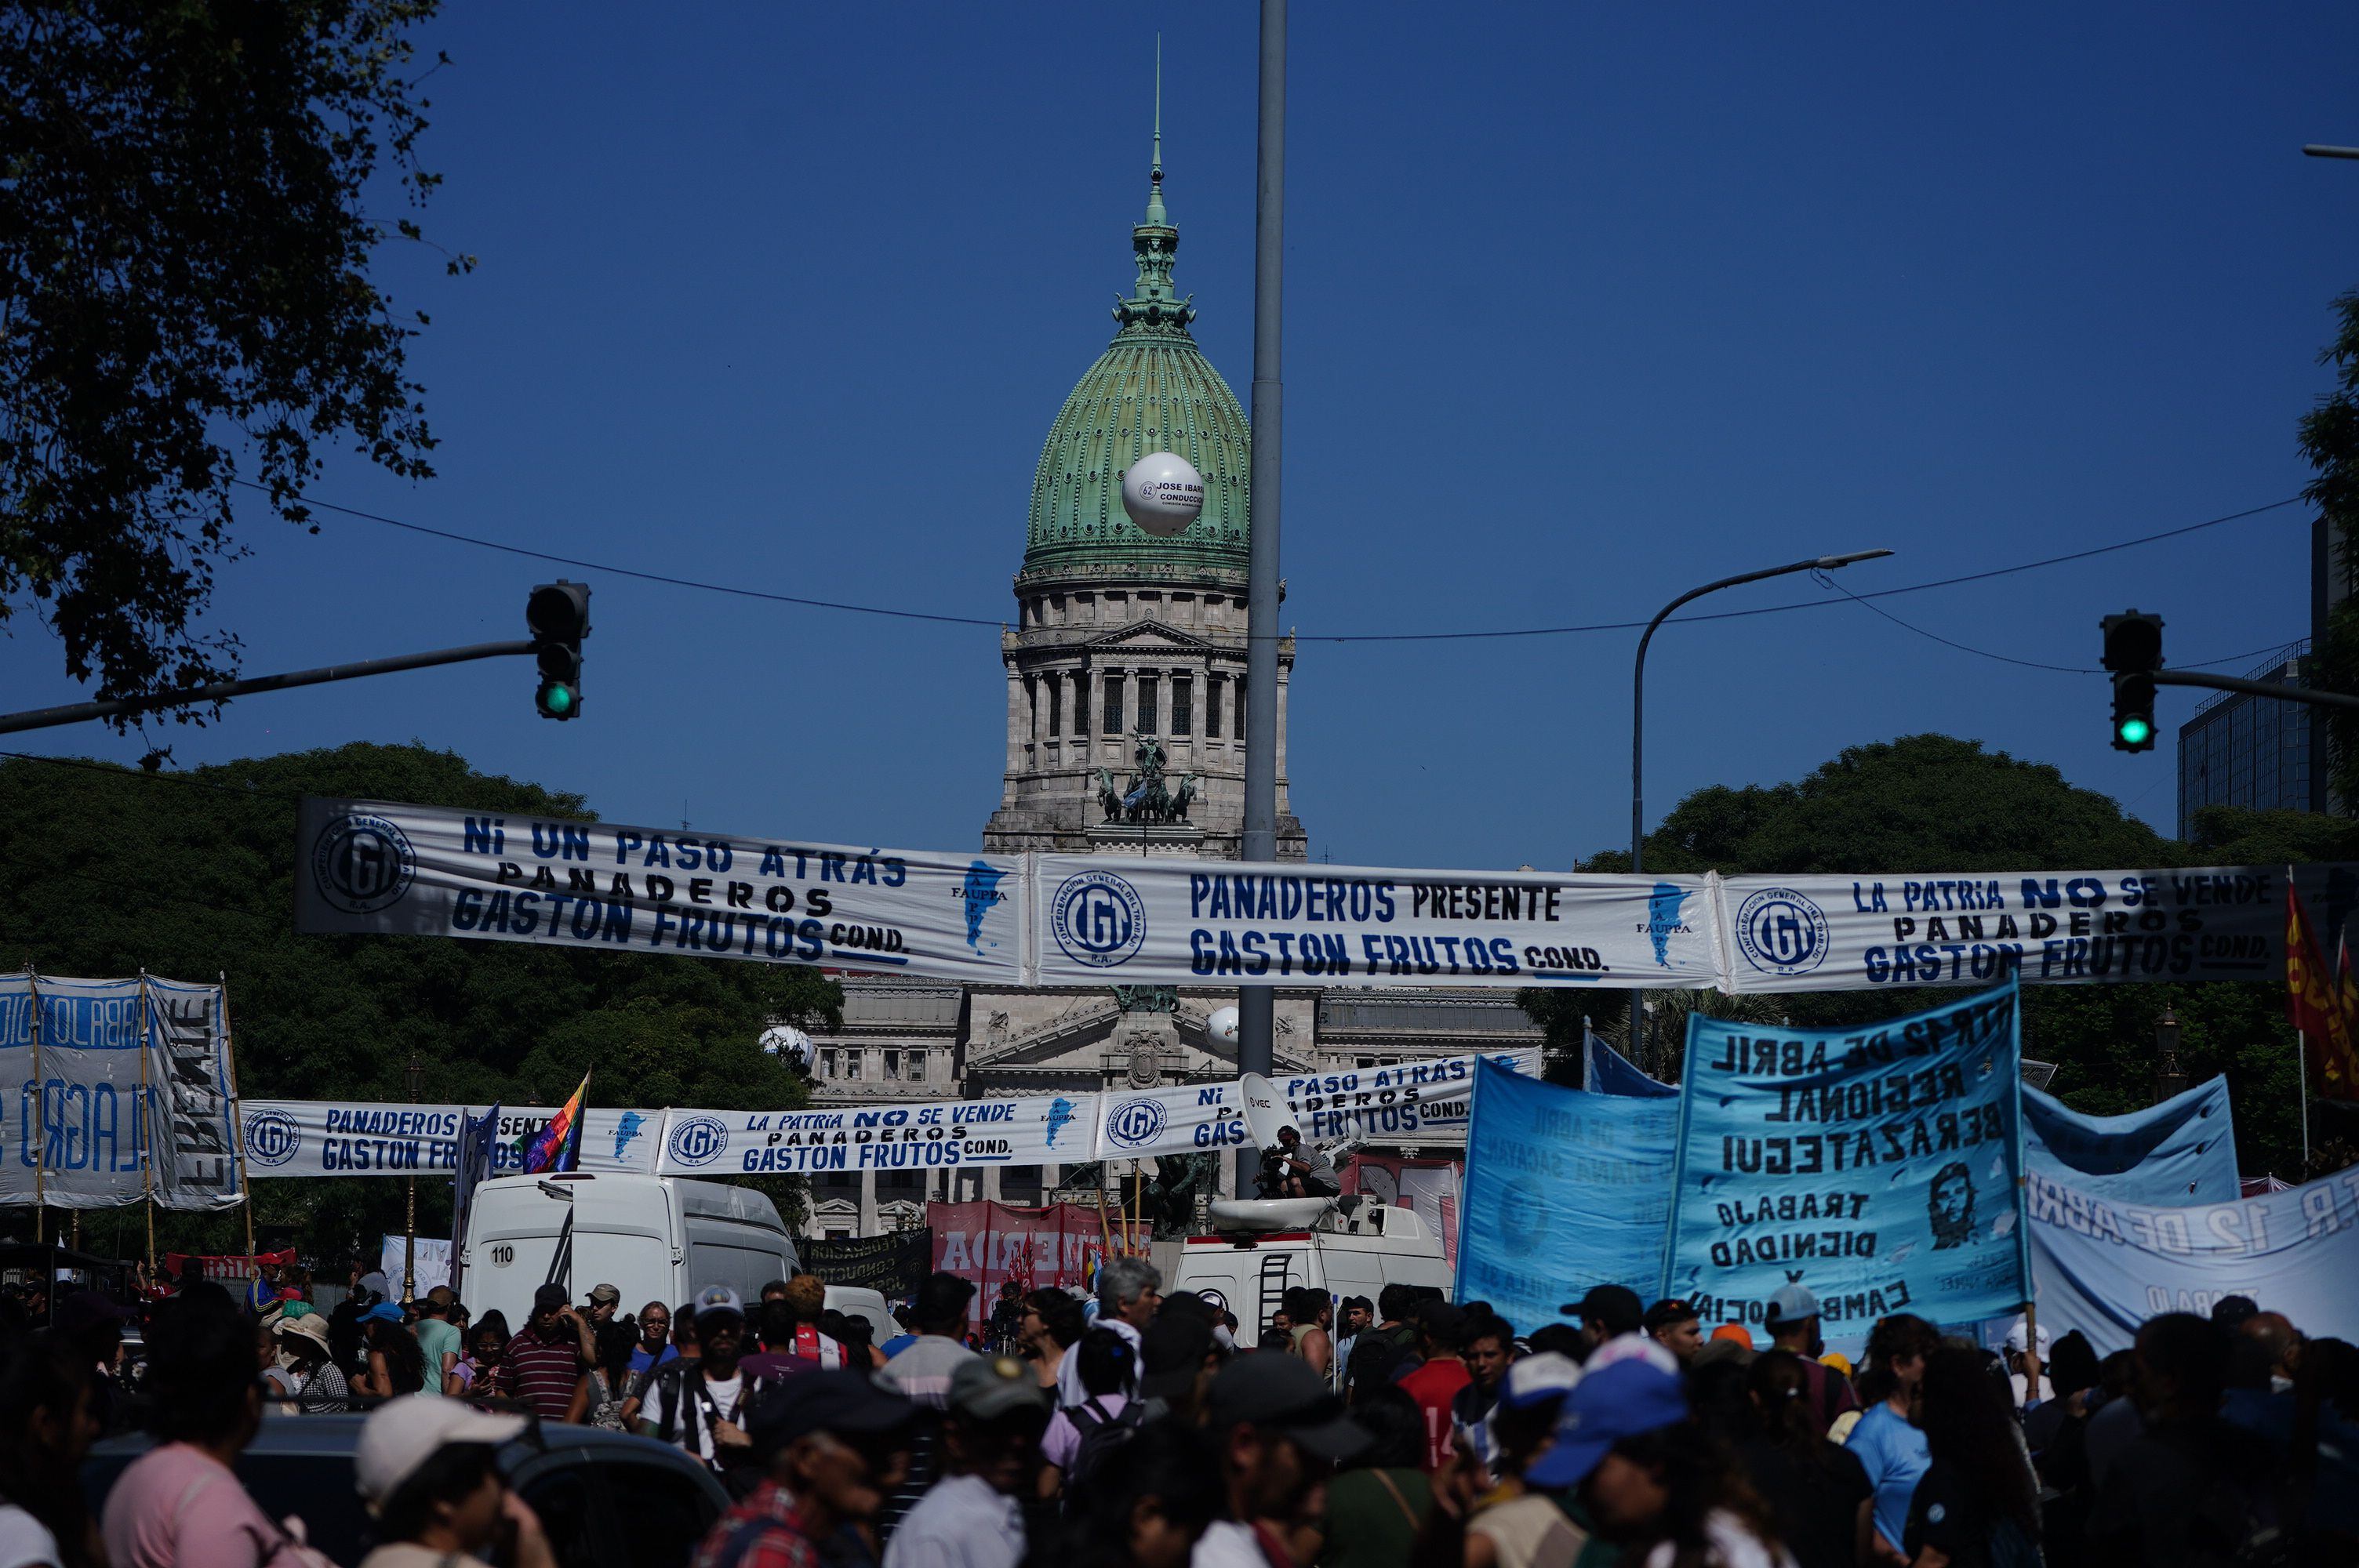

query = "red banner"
[
  {"left": 162, "top": 1248, "right": 296, "bottom": 1284},
  {"left": 926, "top": 1201, "right": 1114, "bottom": 1324}
]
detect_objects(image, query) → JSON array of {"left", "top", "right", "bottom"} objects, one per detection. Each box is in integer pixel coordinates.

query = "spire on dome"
[{"left": 1116, "top": 35, "right": 1192, "bottom": 338}]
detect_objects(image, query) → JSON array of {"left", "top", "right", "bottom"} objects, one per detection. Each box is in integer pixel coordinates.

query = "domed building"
[
  {"left": 985, "top": 144, "right": 1304, "bottom": 858},
  {"left": 798, "top": 129, "right": 1539, "bottom": 1238}
]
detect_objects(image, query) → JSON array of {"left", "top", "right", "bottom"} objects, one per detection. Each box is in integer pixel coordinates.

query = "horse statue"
[
  {"left": 1094, "top": 767, "right": 1125, "bottom": 823},
  {"left": 1170, "top": 773, "right": 1198, "bottom": 822}
]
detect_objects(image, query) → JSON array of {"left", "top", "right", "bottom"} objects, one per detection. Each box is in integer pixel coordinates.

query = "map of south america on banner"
[
  {"left": 656, "top": 1092, "right": 1095, "bottom": 1177},
  {"left": 1718, "top": 865, "right": 2354, "bottom": 993},
  {"left": 1663, "top": 982, "right": 2030, "bottom": 1341},
  {"left": 238, "top": 1102, "right": 663, "bottom": 1178},
  {"left": 294, "top": 797, "right": 1024, "bottom": 985},
  {"left": 1032, "top": 855, "right": 1721, "bottom": 991}
]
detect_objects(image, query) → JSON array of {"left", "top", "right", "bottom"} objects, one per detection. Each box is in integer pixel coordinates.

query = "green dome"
[{"left": 1022, "top": 167, "right": 1249, "bottom": 579}]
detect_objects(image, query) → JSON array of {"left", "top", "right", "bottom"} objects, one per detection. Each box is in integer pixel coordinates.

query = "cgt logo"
[
  {"left": 667, "top": 1115, "right": 730, "bottom": 1168},
  {"left": 243, "top": 1109, "right": 302, "bottom": 1168},
  {"left": 1049, "top": 869, "right": 1147, "bottom": 968},
  {"left": 311, "top": 813, "right": 416, "bottom": 915},
  {"left": 1104, "top": 1097, "right": 1169, "bottom": 1149},
  {"left": 1735, "top": 887, "right": 1830, "bottom": 977}
]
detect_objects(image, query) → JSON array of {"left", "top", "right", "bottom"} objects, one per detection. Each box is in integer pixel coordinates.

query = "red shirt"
[
  {"left": 1395, "top": 1356, "right": 1472, "bottom": 1471},
  {"left": 692, "top": 1482, "right": 825, "bottom": 1568},
  {"left": 499, "top": 1323, "right": 584, "bottom": 1421}
]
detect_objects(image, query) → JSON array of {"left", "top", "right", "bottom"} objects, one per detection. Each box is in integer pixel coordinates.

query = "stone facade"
[{"left": 799, "top": 145, "right": 1536, "bottom": 1241}]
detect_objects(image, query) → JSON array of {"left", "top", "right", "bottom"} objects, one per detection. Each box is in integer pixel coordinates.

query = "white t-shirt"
[
  {"left": 1641, "top": 1510, "right": 1796, "bottom": 1568},
  {"left": 682, "top": 1370, "right": 746, "bottom": 1465},
  {"left": 0, "top": 1505, "right": 61, "bottom": 1568},
  {"left": 1190, "top": 1521, "right": 1266, "bottom": 1568}
]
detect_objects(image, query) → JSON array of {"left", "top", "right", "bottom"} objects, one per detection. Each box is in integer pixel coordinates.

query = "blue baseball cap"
[
  {"left": 357, "top": 1300, "right": 407, "bottom": 1326},
  {"left": 1525, "top": 1359, "right": 1688, "bottom": 1490}
]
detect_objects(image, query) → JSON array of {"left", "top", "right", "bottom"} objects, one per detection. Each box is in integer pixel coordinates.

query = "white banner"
[
  {"left": 1, "top": 975, "right": 242, "bottom": 1211},
  {"left": 295, "top": 797, "right": 1024, "bottom": 984},
  {"left": 238, "top": 1101, "right": 662, "bottom": 1178},
  {"left": 1278, "top": 1048, "right": 1539, "bottom": 1144},
  {"left": 656, "top": 1091, "right": 1098, "bottom": 1177},
  {"left": 1088, "top": 1049, "right": 1544, "bottom": 1160},
  {"left": 1032, "top": 855, "right": 1721, "bottom": 991},
  {"left": 381, "top": 1234, "right": 455, "bottom": 1295},
  {"left": 1717, "top": 865, "right": 2351, "bottom": 993}
]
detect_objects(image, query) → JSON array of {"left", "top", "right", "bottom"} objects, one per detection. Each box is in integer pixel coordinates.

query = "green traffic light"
[
  {"left": 539, "top": 683, "right": 575, "bottom": 717},
  {"left": 2117, "top": 717, "right": 2152, "bottom": 746}
]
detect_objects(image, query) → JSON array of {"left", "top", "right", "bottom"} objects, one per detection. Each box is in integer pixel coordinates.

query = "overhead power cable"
[{"left": 231, "top": 479, "right": 2302, "bottom": 646}]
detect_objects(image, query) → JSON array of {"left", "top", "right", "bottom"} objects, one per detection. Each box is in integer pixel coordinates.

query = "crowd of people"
[{"left": 0, "top": 1252, "right": 2354, "bottom": 1568}]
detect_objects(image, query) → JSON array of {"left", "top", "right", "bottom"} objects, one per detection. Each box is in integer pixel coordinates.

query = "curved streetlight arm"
[{"left": 1624, "top": 547, "right": 1892, "bottom": 1066}]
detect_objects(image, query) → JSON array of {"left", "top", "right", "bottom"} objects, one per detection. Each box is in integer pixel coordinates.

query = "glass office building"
[{"left": 2176, "top": 642, "right": 2320, "bottom": 837}]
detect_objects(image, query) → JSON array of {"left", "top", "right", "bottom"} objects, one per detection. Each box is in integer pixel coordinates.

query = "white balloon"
[
  {"left": 1121, "top": 452, "right": 1205, "bottom": 538},
  {"left": 1206, "top": 1005, "right": 1241, "bottom": 1046},
  {"left": 760, "top": 1025, "right": 815, "bottom": 1068}
]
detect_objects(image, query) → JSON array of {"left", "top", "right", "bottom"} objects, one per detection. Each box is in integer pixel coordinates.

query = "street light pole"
[
  {"left": 1628, "top": 550, "right": 1892, "bottom": 1066},
  {"left": 1238, "top": 0, "right": 1286, "bottom": 1191}
]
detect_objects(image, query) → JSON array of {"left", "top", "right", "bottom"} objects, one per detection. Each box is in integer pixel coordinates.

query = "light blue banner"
[
  {"left": 2023, "top": 1076, "right": 2239, "bottom": 1207},
  {"left": 2028, "top": 1163, "right": 2359, "bottom": 1356},
  {"left": 1459, "top": 1058, "right": 1675, "bottom": 1329},
  {"left": 1663, "top": 982, "right": 2030, "bottom": 1342},
  {"left": 1584, "top": 1029, "right": 1678, "bottom": 1098}
]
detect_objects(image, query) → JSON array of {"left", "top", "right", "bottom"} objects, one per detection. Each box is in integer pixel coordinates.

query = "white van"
[
  {"left": 1170, "top": 1196, "right": 1451, "bottom": 1336},
  {"left": 458, "top": 1172, "right": 798, "bottom": 1330}
]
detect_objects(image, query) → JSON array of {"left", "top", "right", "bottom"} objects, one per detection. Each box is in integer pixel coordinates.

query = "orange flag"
[{"left": 2284, "top": 879, "right": 2357, "bottom": 1104}]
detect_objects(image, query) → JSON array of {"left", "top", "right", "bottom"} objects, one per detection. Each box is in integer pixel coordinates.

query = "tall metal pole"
[
  {"left": 1629, "top": 550, "right": 1892, "bottom": 1066},
  {"left": 1238, "top": 0, "right": 1286, "bottom": 1185}
]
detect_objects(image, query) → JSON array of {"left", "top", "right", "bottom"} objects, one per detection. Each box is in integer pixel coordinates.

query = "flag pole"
[{"left": 2299, "top": 1028, "right": 2311, "bottom": 1173}]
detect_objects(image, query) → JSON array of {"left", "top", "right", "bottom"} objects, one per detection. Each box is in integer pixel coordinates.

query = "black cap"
[
  {"left": 1416, "top": 1300, "right": 1466, "bottom": 1338},
  {"left": 748, "top": 1369, "right": 916, "bottom": 1461},
  {"left": 1140, "top": 1308, "right": 1216, "bottom": 1400},
  {"left": 1206, "top": 1354, "right": 1370, "bottom": 1463},
  {"left": 533, "top": 1283, "right": 569, "bottom": 1311},
  {"left": 1560, "top": 1284, "right": 1643, "bottom": 1336}
]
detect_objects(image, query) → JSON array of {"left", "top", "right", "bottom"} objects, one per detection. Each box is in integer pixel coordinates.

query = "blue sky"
[{"left": 8, "top": 2, "right": 2359, "bottom": 868}]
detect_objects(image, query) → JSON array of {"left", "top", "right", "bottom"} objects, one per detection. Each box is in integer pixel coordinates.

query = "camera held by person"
[{"left": 1255, "top": 1125, "right": 1341, "bottom": 1199}]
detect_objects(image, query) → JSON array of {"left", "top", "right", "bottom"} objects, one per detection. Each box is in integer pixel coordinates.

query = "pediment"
[{"left": 1083, "top": 620, "right": 1220, "bottom": 654}]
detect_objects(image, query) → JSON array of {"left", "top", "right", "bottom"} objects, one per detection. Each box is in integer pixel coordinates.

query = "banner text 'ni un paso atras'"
[
  {"left": 1662, "top": 982, "right": 2030, "bottom": 1341},
  {"left": 1717, "top": 865, "right": 2355, "bottom": 993},
  {"left": 1031, "top": 855, "right": 1721, "bottom": 990},
  {"left": 295, "top": 798, "right": 1024, "bottom": 984},
  {"left": 656, "top": 1091, "right": 1096, "bottom": 1177}
]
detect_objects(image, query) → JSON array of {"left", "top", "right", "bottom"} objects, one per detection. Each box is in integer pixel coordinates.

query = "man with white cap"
[
  {"left": 353, "top": 1398, "right": 554, "bottom": 1568},
  {"left": 1761, "top": 1283, "right": 1857, "bottom": 1431},
  {"left": 1458, "top": 1353, "right": 1588, "bottom": 1568}
]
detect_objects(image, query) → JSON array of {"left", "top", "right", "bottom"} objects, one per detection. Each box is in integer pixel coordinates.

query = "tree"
[
  {"left": 0, "top": 1, "right": 467, "bottom": 735},
  {"left": 1525, "top": 734, "right": 2330, "bottom": 1178},
  {"left": 0, "top": 742, "right": 837, "bottom": 1261},
  {"left": 2300, "top": 289, "right": 2359, "bottom": 808}
]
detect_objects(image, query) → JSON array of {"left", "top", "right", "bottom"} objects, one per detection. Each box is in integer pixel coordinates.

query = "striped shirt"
[{"left": 500, "top": 1323, "right": 584, "bottom": 1420}]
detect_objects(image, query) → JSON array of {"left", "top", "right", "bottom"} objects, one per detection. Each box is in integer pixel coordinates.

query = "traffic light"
[
  {"left": 2100, "top": 610, "right": 2163, "bottom": 751},
  {"left": 527, "top": 580, "right": 591, "bottom": 720}
]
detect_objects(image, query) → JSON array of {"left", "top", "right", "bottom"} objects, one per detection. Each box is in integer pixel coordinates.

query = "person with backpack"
[
  {"left": 1041, "top": 1329, "right": 1146, "bottom": 1505},
  {"left": 885, "top": 1355, "right": 1051, "bottom": 1568},
  {"left": 691, "top": 1369, "right": 918, "bottom": 1568},
  {"left": 642, "top": 1287, "right": 779, "bottom": 1497}
]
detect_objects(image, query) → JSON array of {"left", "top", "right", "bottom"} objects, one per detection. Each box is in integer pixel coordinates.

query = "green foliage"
[
  {"left": 1525, "top": 735, "right": 2338, "bottom": 1179},
  {"left": 0, "top": 742, "right": 836, "bottom": 1261},
  {"left": 0, "top": 1, "right": 467, "bottom": 731}
]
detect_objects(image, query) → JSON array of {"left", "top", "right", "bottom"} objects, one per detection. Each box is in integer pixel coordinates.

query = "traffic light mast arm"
[
  {"left": 2152, "top": 670, "right": 2359, "bottom": 714},
  {"left": 0, "top": 639, "right": 537, "bottom": 738}
]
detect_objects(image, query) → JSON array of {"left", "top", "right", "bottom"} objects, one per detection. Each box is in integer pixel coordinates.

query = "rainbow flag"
[{"left": 517, "top": 1071, "right": 590, "bottom": 1174}]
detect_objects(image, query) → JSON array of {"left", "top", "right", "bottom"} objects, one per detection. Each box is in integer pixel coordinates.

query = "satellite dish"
[
  {"left": 1206, "top": 1005, "right": 1241, "bottom": 1047},
  {"left": 1121, "top": 452, "right": 1205, "bottom": 538},
  {"left": 760, "top": 1025, "right": 815, "bottom": 1070},
  {"left": 1239, "top": 1072, "right": 1290, "bottom": 1149}
]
